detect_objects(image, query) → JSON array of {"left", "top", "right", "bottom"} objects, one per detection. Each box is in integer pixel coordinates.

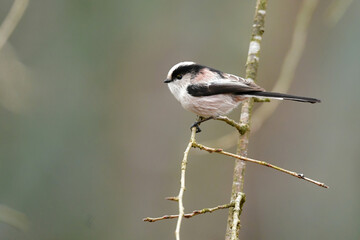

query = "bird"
[{"left": 164, "top": 61, "right": 320, "bottom": 132}]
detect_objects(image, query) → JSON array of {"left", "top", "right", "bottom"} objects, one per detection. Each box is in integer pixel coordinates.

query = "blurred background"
[{"left": 0, "top": 0, "right": 359, "bottom": 239}]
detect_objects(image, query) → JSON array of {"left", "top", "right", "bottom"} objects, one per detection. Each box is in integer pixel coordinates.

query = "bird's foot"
[
  {"left": 190, "top": 122, "right": 202, "bottom": 133},
  {"left": 190, "top": 116, "right": 214, "bottom": 133}
]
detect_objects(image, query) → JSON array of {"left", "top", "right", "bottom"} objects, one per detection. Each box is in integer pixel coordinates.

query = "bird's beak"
[{"left": 164, "top": 79, "right": 171, "bottom": 83}]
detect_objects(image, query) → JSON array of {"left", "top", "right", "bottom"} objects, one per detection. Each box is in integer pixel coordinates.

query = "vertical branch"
[
  {"left": 175, "top": 127, "right": 197, "bottom": 240},
  {"left": 203, "top": 0, "right": 319, "bottom": 149},
  {"left": 225, "top": 1, "right": 268, "bottom": 239},
  {"left": 252, "top": 0, "right": 319, "bottom": 133},
  {"left": 0, "top": 0, "right": 29, "bottom": 52}
]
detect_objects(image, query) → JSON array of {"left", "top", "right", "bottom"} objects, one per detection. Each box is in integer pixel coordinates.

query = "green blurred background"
[{"left": 0, "top": 0, "right": 359, "bottom": 239}]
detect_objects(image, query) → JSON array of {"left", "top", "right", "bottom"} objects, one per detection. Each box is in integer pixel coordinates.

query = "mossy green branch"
[{"left": 215, "top": 116, "right": 249, "bottom": 135}]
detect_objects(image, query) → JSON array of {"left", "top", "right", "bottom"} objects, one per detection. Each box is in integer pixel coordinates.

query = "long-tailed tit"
[{"left": 164, "top": 61, "right": 320, "bottom": 132}]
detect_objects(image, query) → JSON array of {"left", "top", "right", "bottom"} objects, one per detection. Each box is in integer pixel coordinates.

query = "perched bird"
[{"left": 164, "top": 61, "right": 320, "bottom": 132}]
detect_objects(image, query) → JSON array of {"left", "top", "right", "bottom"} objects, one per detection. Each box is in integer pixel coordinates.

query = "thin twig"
[
  {"left": 0, "top": 0, "right": 29, "bottom": 52},
  {"left": 144, "top": 135, "right": 327, "bottom": 225},
  {"left": 193, "top": 142, "right": 328, "bottom": 188},
  {"left": 215, "top": 116, "right": 249, "bottom": 135},
  {"left": 144, "top": 202, "right": 235, "bottom": 222},
  {"left": 165, "top": 196, "right": 179, "bottom": 202},
  {"left": 175, "top": 127, "right": 196, "bottom": 240}
]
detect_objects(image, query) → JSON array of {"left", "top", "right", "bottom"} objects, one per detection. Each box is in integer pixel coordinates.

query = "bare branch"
[
  {"left": 144, "top": 202, "right": 235, "bottom": 223},
  {"left": 225, "top": 1, "right": 268, "bottom": 239},
  {"left": 175, "top": 127, "right": 197, "bottom": 240},
  {"left": 252, "top": 0, "right": 319, "bottom": 133},
  {"left": 165, "top": 196, "right": 179, "bottom": 202},
  {"left": 193, "top": 142, "right": 328, "bottom": 189}
]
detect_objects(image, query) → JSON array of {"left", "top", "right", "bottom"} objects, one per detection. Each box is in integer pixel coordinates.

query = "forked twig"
[
  {"left": 230, "top": 193, "right": 245, "bottom": 240},
  {"left": 215, "top": 116, "right": 249, "bottom": 135},
  {"left": 144, "top": 117, "right": 328, "bottom": 240}
]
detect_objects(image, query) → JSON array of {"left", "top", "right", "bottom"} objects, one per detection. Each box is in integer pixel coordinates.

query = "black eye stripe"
[
  {"left": 171, "top": 64, "right": 202, "bottom": 80},
  {"left": 171, "top": 64, "right": 224, "bottom": 80}
]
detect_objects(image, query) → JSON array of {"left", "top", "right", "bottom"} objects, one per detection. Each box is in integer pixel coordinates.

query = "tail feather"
[{"left": 243, "top": 91, "right": 321, "bottom": 104}]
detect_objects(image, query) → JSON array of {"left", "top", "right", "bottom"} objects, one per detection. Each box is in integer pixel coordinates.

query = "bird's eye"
[{"left": 176, "top": 74, "right": 183, "bottom": 80}]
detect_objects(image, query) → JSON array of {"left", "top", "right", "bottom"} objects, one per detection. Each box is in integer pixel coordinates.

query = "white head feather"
[{"left": 166, "top": 61, "right": 196, "bottom": 80}]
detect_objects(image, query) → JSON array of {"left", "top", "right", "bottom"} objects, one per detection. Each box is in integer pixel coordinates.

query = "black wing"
[
  {"left": 187, "top": 82, "right": 264, "bottom": 97},
  {"left": 187, "top": 83, "right": 320, "bottom": 103}
]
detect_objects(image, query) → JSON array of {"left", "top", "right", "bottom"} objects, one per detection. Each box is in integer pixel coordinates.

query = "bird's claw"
[{"left": 190, "top": 123, "right": 202, "bottom": 133}]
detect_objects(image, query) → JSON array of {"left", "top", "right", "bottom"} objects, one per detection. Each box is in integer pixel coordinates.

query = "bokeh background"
[{"left": 0, "top": 0, "right": 359, "bottom": 239}]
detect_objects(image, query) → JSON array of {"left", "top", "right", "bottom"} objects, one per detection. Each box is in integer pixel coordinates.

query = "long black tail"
[{"left": 245, "top": 91, "right": 321, "bottom": 104}]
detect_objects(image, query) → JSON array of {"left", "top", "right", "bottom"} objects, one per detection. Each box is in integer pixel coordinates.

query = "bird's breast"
[{"left": 180, "top": 94, "right": 241, "bottom": 117}]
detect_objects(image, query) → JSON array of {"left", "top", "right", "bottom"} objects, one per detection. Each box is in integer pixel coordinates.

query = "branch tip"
[{"left": 165, "top": 196, "right": 179, "bottom": 202}]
